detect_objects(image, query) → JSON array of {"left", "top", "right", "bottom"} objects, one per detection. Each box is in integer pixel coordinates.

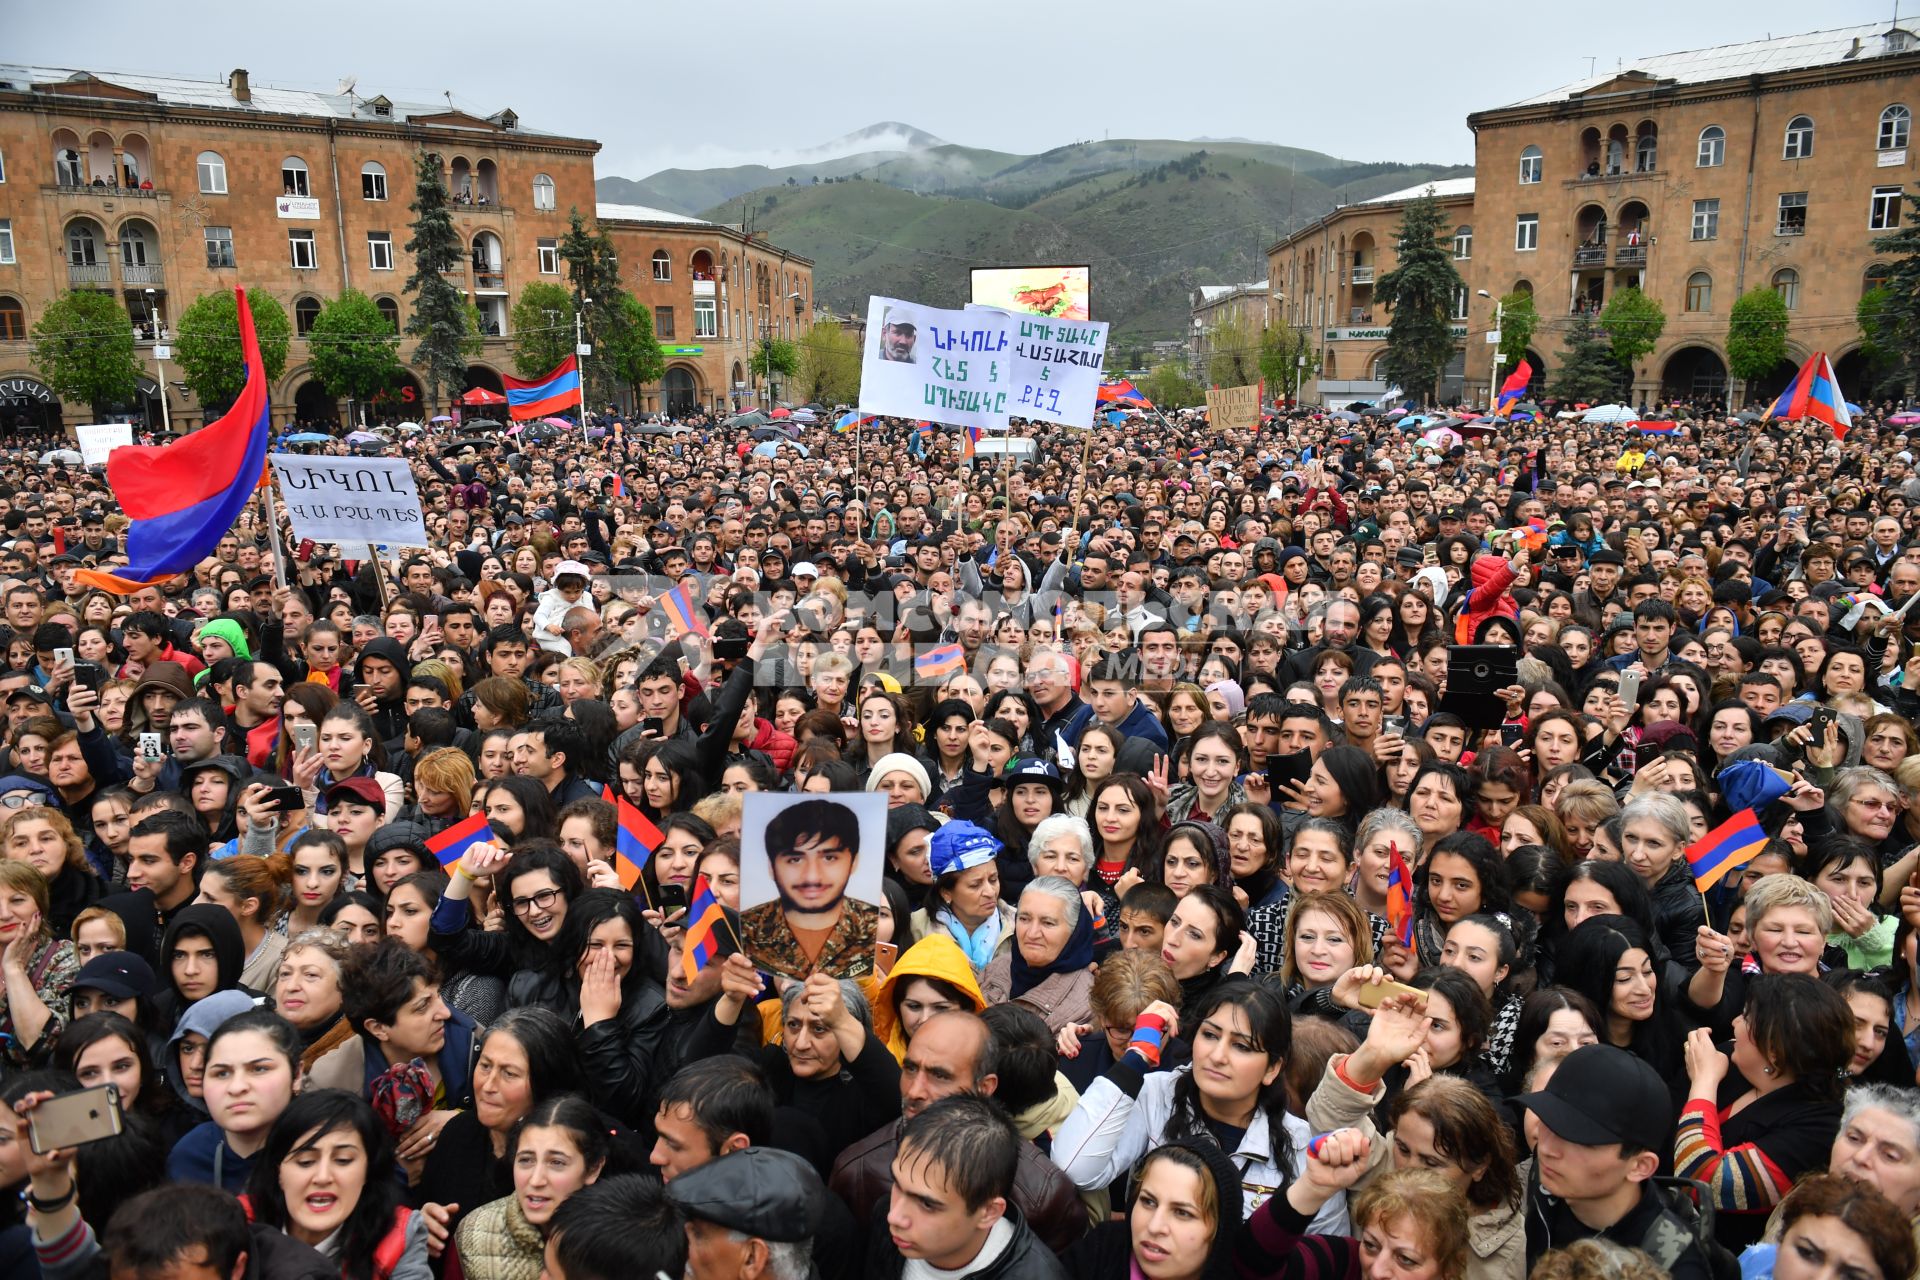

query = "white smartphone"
[
  {"left": 52, "top": 647, "right": 73, "bottom": 667},
  {"left": 291, "top": 722, "right": 318, "bottom": 753},
  {"left": 1616, "top": 671, "right": 1642, "bottom": 708},
  {"left": 138, "top": 731, "right": 164, "bottom": 762}
]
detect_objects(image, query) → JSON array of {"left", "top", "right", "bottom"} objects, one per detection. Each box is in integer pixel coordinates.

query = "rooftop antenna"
[
  {"left": 443, "top": 90, "right": 454, "bottom": 110},
  {"left": 1586, "top": 56, "right": 1597, "bottom": 77}
]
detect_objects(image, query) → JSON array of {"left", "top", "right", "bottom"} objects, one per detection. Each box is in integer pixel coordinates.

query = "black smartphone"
[
  {"left": 1808, "top": 706, "right": 1838, "bottom": 742},
  {"left": 1382, "top": 714, "right": 1408, "bottom": 738},
  {"left": 260, "top": 783, "right": 306, "bottom": 814},
  {"left": 70, "top": 661, "right": 105, "bottom": 691},
  {"left": 640, "top": 716, "right": 665, "bottom": 737},
  {"left": 712, "top": 637, "right": 750, "bottom": 661},
  {"left": 657, "top": 883, "right": 689, "bottom": 913},
  {"left": 1267, "top": 749, "right": 1312, "bottom": 789},
  {"left": 1499, "top": 723, "right": 1526, "bottom": 747}
]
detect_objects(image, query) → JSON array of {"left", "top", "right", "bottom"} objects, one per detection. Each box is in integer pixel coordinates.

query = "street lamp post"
[
  {"left": 1296, "top": 354, "right": 1307, "bottom": 409},
  {"left": 145, "top": 288, "right": 172, "bottom": 435},
  {"left": 1477, "top": 289, "right": 1504, "bottom": 408}
]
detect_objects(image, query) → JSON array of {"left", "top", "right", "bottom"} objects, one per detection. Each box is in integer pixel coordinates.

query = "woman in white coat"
[{"left": 1049, "top": 977, "right": 1348, "bottom": 1232}]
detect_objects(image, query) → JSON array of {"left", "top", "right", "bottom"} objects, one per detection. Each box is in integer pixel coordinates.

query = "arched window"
[
  {"left": 66, "top": 221, "right": 98, "bottom": 266},
  {"left": 281, "top": 156, "right": 309, "bottom": 197},
  {"left": 1772, "top": 268, "right": 1800, "bottom": 310},
  {"left": 1784, "top": 115, "right": 1815, "bottom": 159},
  {"left": 1697, "top": 126, "right": 1725, "bottom": 167},
  {"left": 1866, "top": 263, "right": 1893, "bottom": 296},
  {"left": 1452, "top": 225, "right": 1473, "bottom": 259},
  {"left": 652, "top": 250, "right": 671, "bottom": 281},
  {"left": 1518, "top": 146, "right": 1542, "bottom": 184},
  {"left": 375, "top": 297, "right": 401, "bottom": 333},
  {"left": 532, "top": 173, "right": 556, "bottom": 210},
  {"left": 0, "top": 297, "right": 23, "bottom": 341},
  {"left": 1685, "top": 271, "right": 1713, "bottom": 312},
  {"left": 1881, "top": 105, "right": 1911, "bottom": 151},
  {"left": 294, "top": 296, "right": 322, "bottom": 336},
  {"left": 1634, "top": 127, "right": 1658, "bottom": 172},
  {"left": 118, "top": 220, "right": 153, "bottom": 267},
  {"left": 361, "top": 162, "right": 387, "bottom": 201},
  {"left": 196, "top": 150, "right": 227, "bottom": 194},
  {"left": 1513, "top": 279, "right": 1533, "bottom": 297}
]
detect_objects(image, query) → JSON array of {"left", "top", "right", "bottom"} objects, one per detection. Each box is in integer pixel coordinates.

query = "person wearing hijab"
[{"left": 980, "top": 876, "right": 1098, "bottom": 1034}]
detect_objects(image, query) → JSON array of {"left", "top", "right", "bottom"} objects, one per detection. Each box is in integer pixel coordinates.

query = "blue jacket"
[
  {"left": 357, "top": 1007, "right": 481, "bottom": 1108},
  {"left": 1114, "top": 700, "right": 1170, "bottom": 750},
  {"left": 166, "top": 1120, "right": 254, "bottom": 1193}
]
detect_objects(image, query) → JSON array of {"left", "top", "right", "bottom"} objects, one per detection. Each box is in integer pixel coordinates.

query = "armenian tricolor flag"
[
  {"left": 835, "top": 411, "right": 872, "bottom": 433},
  {"left": 680, "top": 874, "right": 738, "bottom": 983},
  {"left": 655, "top": 583, "right": 710, "bottom": 638},
  {"left": 1096, "top": 379, "right": 1151, "bottom": 408},
  {"left": 613, "top": 795, "right": 663, "bottom": 894},
  {"left": 427, "top": 811, "right": 494, "bottom": 873},
  {"left": 502, "top": 355, "right": 583, "bottom": 422},
  {"left": 1637, "top": 421, "right": 1678, "bottom": 437},
  {"left": 1492, "top": 360, "right": 1532, "bottom": 418},
  {"left": 611, "top": 472, "right": 625, "bottom": 499},
  {"left": 75, "top": 288, "right": 273, "bottom": 595},
  {"left": 1384, "top": 842, "right": 1416, "bottom": 950},
  {"left": 1686, "top": 807, "right": 1769, "bottom": 892},
  {"left": 914, "top": 642, "right": 966, "bottom": 682},
  {"left": 1761, "top": 351, "right": 1853, "bottom": 440},
  {"left": 962, "top": 424, "right": 980, "bottom": 461}
]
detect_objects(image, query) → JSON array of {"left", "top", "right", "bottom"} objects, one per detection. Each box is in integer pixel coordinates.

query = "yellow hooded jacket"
[{"left": 870, "top": 934, "right": 987, "bottom": 1064}]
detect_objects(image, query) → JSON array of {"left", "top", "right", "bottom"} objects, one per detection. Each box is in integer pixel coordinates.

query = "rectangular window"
[
  {"left": 368, "top": 232, "right": 393, "bottom": 271},
  {"left": 0, "top": 148, "right": 7, "bottom": 183},
  {"left": 655, "top": 306, "right": 675, "bottom": 339},
  {"left": 362, "top": 170, "right": 386, "bottom": 201},
  {"left": 1777, "top": 191, "right": 1808, "bottom": 236},
  {"left": 694, "top": 298, "right": 717, "bottom": 338},
  {"left": 653, "top": 255, "right": 671, "bottom": 281},
  {"left": 1453, "top": 227, "right": 1472, "bottom": 259},
  {"left": 1691, "top": 198, "right": 1720, "bottom": 240},
  {"left": 204, "top": 226, "right": 235, "bottom": 268},
  {"left": 0, "top": 219, "right": 12, "bottom": 265},
  {"left": 1515, "top": 214, "right": 1538, "bottom": 251},
  {"left": 537, "top": 238, "right": 559, "bottom": 275},
  {"left": 282, "top": 164, "right": 309, "bottom": 197},
  {"left": 1519, "top": 153, "right": 1542, "bottom": 184},
  {"left": 1871, "top": 185, "right": 1904, "bottom": 231},
  {"left": 289, "top": 230, "right": 317, "bottom": 270},
  {"left": 1451, "top": 285, "right": 1469, "bottom": 321}
]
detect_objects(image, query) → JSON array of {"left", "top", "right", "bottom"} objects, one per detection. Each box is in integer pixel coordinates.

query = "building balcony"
[
  {"left": 1573, "top": 244, "right": 1607, "bottom": 267},
  {"left": 474, "top": 271, "right": 506, "bottom": 291},
  {"left": 122, "top": 263, "right": 164, "bottom": 286},
  {"left": 693, "top": 278, "right": 716, "bottom": 297},
  {"left": 1614, "top": 243, "right": 1646, "bottom": 266},
  {"left": 67, "top": 262, "right": 110, "bottom": 286},
  {"left": 1350, "top": 266, "right": 1374, "bottom": 285},
  {"left": 49, "top": 182, "right": 160, "bottom": 200},
  {"left": 1348, "top": 308, "right": 1373, "bottom": 325}
]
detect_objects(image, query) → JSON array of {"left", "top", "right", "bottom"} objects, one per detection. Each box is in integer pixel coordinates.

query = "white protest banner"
[
  {"left": 73, "top": 423, "right": 133, "bottom": 466},
  {"left": 859, "top": 297, "right": 1012, "bottom": 431},
  {"left": 969, "top": 307, "right": 1109, "bottom": 428},
  {"left": 269, "top": 454, "right": 429, "bottom": 548},
  {"left": 1207, "top": 384, "right": 1261, "bottom": 431}
]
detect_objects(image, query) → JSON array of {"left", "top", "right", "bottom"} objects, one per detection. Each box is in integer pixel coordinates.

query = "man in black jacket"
[{"left": 865, "top": 1095, "right": 1065, "bottom": 1280}]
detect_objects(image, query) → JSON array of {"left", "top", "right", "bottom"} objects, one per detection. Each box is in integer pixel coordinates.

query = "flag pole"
[{"left": 262, "top": 479, "right": 289, "bottom": 589}]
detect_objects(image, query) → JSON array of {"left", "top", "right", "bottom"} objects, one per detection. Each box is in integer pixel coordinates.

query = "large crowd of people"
[{"left": 0, "top": 394, "right": 1917, "bottom": 1280}]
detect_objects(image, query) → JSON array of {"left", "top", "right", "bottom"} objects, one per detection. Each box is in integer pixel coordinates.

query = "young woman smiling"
[
  {"left": 452, "top": 1094, "right": 609, "bottom": 1280},
  {"left": 1279, "top": 891, "right": 1371, "bottom": 1018},
  {"left": 1054, "top": 981, "right": 1345, "bottom": 1224},
  {"left": 1164, "top": 723, "right": 1246, "bottom": 826}
]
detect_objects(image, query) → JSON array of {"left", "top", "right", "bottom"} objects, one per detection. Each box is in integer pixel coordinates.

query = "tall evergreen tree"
[
  {"left": 1549, "top": 311, "right": 1628, "bottom": 404},
  {"left": 1871, "top": 191, "right": 1920, "bottom": 391},
  {"left": 1371, "top": 190, "right": 1465, "bottom": 403},
  {"left": 558, "top": 209, "right": 661, "bottom": 408},
  {"left": 403, "top": 151, "right": 477, "bottom": 408}
]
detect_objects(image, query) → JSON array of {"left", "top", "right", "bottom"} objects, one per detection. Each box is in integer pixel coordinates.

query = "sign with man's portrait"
[{"left": 738, "top": 791, "right": 885, "bottom": 981}]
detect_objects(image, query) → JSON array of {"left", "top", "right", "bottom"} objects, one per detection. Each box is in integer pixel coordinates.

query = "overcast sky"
[{"left": 10, "top": 0, "right": 1893, "bottom": 176}]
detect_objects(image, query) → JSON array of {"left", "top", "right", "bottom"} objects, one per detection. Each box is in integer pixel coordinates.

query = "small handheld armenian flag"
[
  {"left": 681, "top": 874, "right": 740, "bottom": 983},
  {"left": 914, "top": 642, "right": 966, "bottom": 682},
  {"left": 612, "top": 796, "right": 664, "bottom": 896},
  {"left": 1384, "top": 842, "right": 1416, "bottom": 950},
  {"left": 427, "top": 812, "right": 494, "bottom": 874},
  {"left": 1686, "top": 808, "right": 1769, "bottom": 893}
]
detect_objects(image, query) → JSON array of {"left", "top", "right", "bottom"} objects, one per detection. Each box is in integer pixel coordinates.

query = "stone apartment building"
[{"left": 0, "top": 65, "right": 810, "bottom": 429}]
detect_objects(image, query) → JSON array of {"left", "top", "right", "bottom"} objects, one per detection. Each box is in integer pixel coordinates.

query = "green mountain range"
[{"left": 596, "top": 129, "right": 1469, "bottom": 346}]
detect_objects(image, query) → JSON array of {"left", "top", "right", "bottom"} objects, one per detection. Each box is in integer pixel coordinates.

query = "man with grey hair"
[{"left": 669, "top": 1146, "right": 823, "bottom": 1280}]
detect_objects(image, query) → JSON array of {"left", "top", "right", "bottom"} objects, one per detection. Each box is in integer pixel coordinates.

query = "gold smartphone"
[
  {"left": 1356, "top": 979, "right": 1428, "bottom": 1011},
  {"left": 29, "top": 1084, "right": 124, "bottom": 1154}
]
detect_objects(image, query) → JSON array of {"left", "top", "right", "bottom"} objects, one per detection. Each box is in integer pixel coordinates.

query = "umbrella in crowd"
[
  {"left": 1582, "top": 404, "right": 1638, "bottom": 423},
  {"left": 428, "top": 415, "right": 454, "bottom": 423},
  {"left": 283, "top": 432, "right": 332, "bottom": 446},
  {"left": 345, "top": 431, "right": 382, "bottom": 444},
  {"left": 751, "top": 439, "right": 809, "bottom": 458},
  {"left": 1891, "top": 412, "right": 1920, "bottom": 425},
  {"left": 39, "top": 449, "right": 82, "bottom": 465}
]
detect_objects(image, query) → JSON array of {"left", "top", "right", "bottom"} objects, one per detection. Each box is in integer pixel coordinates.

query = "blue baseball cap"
[{"left": 928, "top": 820, "right": 999, "bottom": 880}]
